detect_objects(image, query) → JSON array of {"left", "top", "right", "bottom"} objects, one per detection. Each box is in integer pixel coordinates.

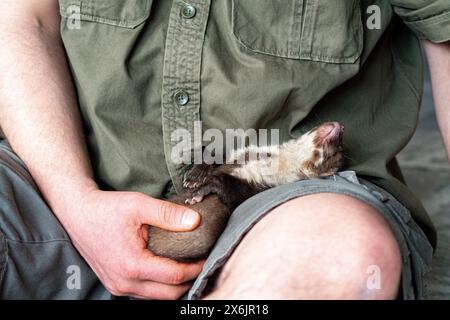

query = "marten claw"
[
  {"left": 183, "top": 179, "right": 199, "bottom": 189},
  {"left": 183, "top": 164, "right": 214, "bottom": 190},
  {"left": 183, "top": 178, "right": 198, "bottom": 189},
  {"left": 183, "top": 181, "right": 192, "bottom": 188},
  {"left": 185, "top": 195, "right": 204, "bottom": 205}
]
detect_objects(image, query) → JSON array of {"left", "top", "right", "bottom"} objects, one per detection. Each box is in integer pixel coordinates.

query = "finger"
[
  {"left": 136, "top": 196, "right": 201, "bottom": 231},
  {"left": 127, "top": 281, "right": 193, "bottom": 300},
  {"left": 133, "top": 251, "right": 205, "bottom": 284}
]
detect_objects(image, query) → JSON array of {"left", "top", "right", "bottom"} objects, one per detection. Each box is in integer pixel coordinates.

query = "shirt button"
[
  {"left": 174, "top": 90, "right": 189, "bottom": 106},
  {"left": 181, "top": 4, "right": 196, "bottom": 19}
]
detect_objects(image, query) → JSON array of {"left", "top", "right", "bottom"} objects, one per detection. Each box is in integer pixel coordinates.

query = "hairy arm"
[
  {"left": 0, "top": 0, "right": 201, "bottom": 299},
  {"left": 422, "top": 40, "right": 450, "bottom": 161},
  {"left": 0, "top": 0, "right": 96, "bottom": 211}
]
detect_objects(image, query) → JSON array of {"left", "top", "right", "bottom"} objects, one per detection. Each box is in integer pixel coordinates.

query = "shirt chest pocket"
[
  {"left": 232, "top": 0, "right": 363, "bottom": 64},
  {"left": 58, "top": 0, "right": 151, "bottom": 28}
]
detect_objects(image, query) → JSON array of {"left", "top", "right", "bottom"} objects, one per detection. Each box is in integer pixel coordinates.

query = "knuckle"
[
  {"left": 113, "top": 281, "right": 130, "bottom": 295},
  {"left": 167, "top": 269, "right": 185, "bottom": 285},
  {"left": 108, "top": 288, "right": 122, "bottom": 296},
  {"left": 157, "top": 203, "right": 179, "bottom": 226},
  {"left": 107, "top": 283, "right": 125, "bottom": 296},
  {"left": 120, "top": 261, "right": 139, "bottom": 279}
]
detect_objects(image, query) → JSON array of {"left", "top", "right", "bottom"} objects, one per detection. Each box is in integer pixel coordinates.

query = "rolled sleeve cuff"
[{"left": 403, "top": 10, "right": 450, "bottom": 43}]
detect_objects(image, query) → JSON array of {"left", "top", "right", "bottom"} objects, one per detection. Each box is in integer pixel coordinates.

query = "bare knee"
[{"left": 206, "top": 193, "right": 402, "bottom": 300}]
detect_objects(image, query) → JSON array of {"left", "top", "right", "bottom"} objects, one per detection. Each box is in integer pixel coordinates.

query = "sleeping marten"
[{"left": 148, "top": 122, "right": 345, "bottom": 261}]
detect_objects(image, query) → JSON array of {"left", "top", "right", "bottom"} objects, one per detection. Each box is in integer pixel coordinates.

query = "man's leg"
[
  {"left": 205, "top": 193, "right": 402, "bottom": 299},
  {"left": 0, "top": 140, "right": 113, "bottom": 299}
]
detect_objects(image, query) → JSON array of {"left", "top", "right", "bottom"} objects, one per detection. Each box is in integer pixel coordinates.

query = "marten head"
[
  {"left": 295, "top": 122, "right": 345, "bottom": 178},
  {"left": 217, "top": 121, "right": 345, "bottom": 187}
]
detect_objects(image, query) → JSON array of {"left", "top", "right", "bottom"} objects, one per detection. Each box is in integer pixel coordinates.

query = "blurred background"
[{"left": 397, "top": 63, "right": 450, "bottom": 299}]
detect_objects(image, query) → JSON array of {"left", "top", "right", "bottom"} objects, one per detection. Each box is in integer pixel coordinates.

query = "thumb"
[{"left": 137, "top": 197, "right": 201, "bottom": 231}]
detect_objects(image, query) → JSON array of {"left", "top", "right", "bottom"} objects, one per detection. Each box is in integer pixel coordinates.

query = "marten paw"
[
  {"left": 183, "top": 164, "right": 213, "bottom": 189},
  {"left": 184, "top": 177, "right": 221, "bottom": 205}
]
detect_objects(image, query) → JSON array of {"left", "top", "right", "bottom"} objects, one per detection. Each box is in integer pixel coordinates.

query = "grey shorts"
[{"left": 0, "top": 140, "right": 433, "bottom": 300}]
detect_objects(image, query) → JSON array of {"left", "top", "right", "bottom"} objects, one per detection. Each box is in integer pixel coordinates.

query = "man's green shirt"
[{"left": 57, "top": 0, "right": 450, "bottom": 247}]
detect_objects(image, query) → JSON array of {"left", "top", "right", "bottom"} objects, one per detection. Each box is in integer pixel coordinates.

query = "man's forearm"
[
  {"left": 423, "top": 40, "right": 450, "bottom": 161},
  {"left": 0, "top": 2, "right": 97, "bottom": 220}
]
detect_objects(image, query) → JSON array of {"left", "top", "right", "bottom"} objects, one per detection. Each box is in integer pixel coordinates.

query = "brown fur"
[
  {"left": 147, "top": 122, "right": 345, "bottom": 262},
  {"left": 148, "top": 194, "right": 231, "bottom": 262}
]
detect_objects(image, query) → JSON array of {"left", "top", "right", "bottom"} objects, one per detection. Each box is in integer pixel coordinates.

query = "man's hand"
[
  {"left": 65, "top": 188, "right": 203, "bottom": 299},
  {"left": 0, "top": 0, "right": 203, "bottom": 299}
]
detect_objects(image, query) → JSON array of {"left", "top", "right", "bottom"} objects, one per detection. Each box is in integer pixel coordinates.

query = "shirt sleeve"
[{"left": 391, "top": 0, "right": 450, "bottom": 43}]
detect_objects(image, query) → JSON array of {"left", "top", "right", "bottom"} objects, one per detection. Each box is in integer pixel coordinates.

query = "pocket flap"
[
  {"left": 59, "top": 0, "right": 151, "bottom": 29},
  {"left": 232, "top": 0, "right": 363, "bottom": 64}
]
